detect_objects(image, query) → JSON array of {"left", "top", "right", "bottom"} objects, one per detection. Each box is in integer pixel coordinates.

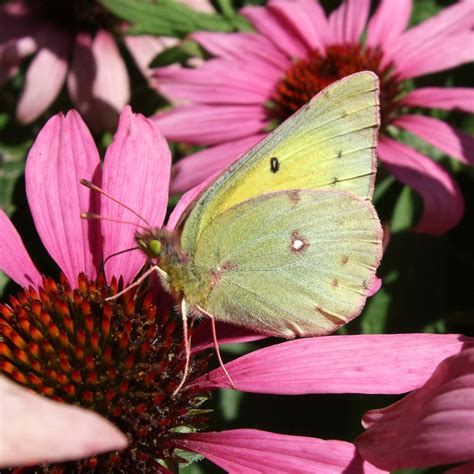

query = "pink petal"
[
  {"left": 390, "top": 2, "right": 474, "bottom": 78},
  {"left": 366, "top": 0, "right": 411, "bottom": 54},
  {"left": 356, "top": 348, "right": 474, "bottom": 470},
  {"left": 191, "top": 31, "right": 290, "bottom": 72},
  {"left": 267, "top": 0, "right": 329, "bottom": 52},
  {"left": 193, "top": 334, "right": 473, "bottom": 394},
  {"left": 241, "top": 5, "right": 308, "bottom": 58},
  {"left": 155, "top": 59, "right": 277, "bottom": 105},
  {"left": 0, "top": 35, "right": 37, "bottom": 86},
  {"left": 377, "top": 137, "right": 464, "bottom": 235},
  {"left": 124, "top": 34, "right": 176, "bottom": 81},
  {"left": 166, "top": 174, "right": 217, "bottom": 231},
  {"left": 0, "top": 210, "right": 41, "bottom": 288},
  {"left": 25, "top": 111, "right": 102, "bottom": 285},
  {"left": 400, "top": 87, "right": 474, "bottom": 113},
  {"left": 328, "top": 0, "right": 370, "bottom": 45},
  {"left": 191, "top": 321, "right": 267, "bottom": 354},
  {"left": 173, "top": 429, "right": 385, "bottom": 474},
  {"left": 395, "top": 33, "right": 474, "bottom": 79},
  {"left": 154, "top": 105, "right": 267, "bottom": 146},
  {"left": 170, "top": 134, "right": 265, "bottom": 194},
  {"left": 16, "top": 26, "right": 70, "bottom": 124},
  {"left": 0, "top": 377, "right": 127, "bottom": 468},
  {"left": 367, "top": 276, "right": 382, "bottom": 297},
  {"left": 101, "top": 107, "right": 171, "bottom": 284},
  {"left": 394, "top": 115, "right": 474, "bottom": 166},
  {"left": 68, "top": 30, "right": 130, "bottom": 132},
  {"left": 0, "top": 2, "right": 39, "bottom": 84}
]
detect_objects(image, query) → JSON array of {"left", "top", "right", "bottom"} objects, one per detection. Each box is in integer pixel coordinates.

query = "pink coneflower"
[
  {"left": 2, "top": 107, "right": 472, "bottom": 472},
  {"left": 153, "top": 0, "right": 474, "bottom": 235},
  {"left": 0, "top": 0, "right": 212, "bottom": 131},
  {"left": 0, "top": 0, "right": 130, "bottom": 131}
]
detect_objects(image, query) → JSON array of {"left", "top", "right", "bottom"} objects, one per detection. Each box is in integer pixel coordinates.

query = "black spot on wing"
[{"left": 270, "top": 157, "right": 280, "bottom": 173}]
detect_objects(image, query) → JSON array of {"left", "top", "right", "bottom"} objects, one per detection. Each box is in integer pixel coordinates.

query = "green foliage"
[{"left": 102, "top": 0, "right": 252, "bottom": 36}]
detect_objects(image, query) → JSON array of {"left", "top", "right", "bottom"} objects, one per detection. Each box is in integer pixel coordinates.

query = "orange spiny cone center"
[
  {"left": 0, "top": 273, "right": 210, "bottom": 472},
  {"left": 270, "top": 44, "right": 402, "bottom": 128}
]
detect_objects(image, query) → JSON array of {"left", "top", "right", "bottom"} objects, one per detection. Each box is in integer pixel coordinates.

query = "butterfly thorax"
[{"left": 135, "top": 228, "right": 211, "bottom": 306}]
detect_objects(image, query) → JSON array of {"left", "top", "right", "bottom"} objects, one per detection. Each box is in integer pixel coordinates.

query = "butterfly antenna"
[
  {"left": 80, "top": 179, "right": 151, "bottom": 226},
  {"left": 98, "top": 247, "right": 141, "bottom": 275},
  {"left": 80, "top": 212, "right": 149, "bottom": 231},
  {"left": 196, "top": 305, "right": 236, "bottom": 391}
]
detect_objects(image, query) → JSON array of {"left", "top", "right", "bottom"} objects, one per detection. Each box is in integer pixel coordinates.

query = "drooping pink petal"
[
  {"left": 155, "top": 59, "right": 278, "bottom": 105},
  {"left": 241, "top": 5, "right": 308, "bottom": 58},
  {"left": 400, "top": 87, "right": 474, "bottom": 113},
  {"left": 124, "top": 34, "right": 176, "bottom": 81},
  {"left": 0, "top": 377, "right": 127, "bottom": 469},
  {"left": 193, "top": 334, "right": 473, "bottom": 394},
  {"left": 377, "top": 137, "right": 464, "bottom": 235},
  {"left": 366, "top": 0, "right": 411, "bottom": 55},
  {"left": 390, "top": 2, "right": 474, "bottom": 78},
  {"left": 16, "top": 25, "right": 70, "bottom": 124},
  {"left": 101, "top": 107, "right": 171, "bottom": 284},
  {"left": 0, "top": 35, "right": 37, "bottom": 86},
  {"left": 68, "top": 30, "right": 130, "bottom": 132},
  {"left": 173, "top": 429, "right": 385, "bottom": 474},
  {"left": 154, "top": 105, "right": 268, "bottom": 145},
  {"left": 25, "top": 111, "right": 102, "bottom": 285},
  {"left": 328, "top": 0, "right": 370, "bottom": 45},
  {"left": 191, "top": 31, "right": 290, "bottom": 72},
  {"left": 170, "top": 134, "right": 265, "bottom": 194},
  {"left": 395, "top": 32, "right": 474, "bottom": 79},
  {"left": 367, "top": 276, "right": 382, "bottom": 297},
  {"left": 191, "top": 321, "right": 267, "bottom": 354},
  {"left": 0, "top": 210, "right": 41, "bottom": 288},
  {"left": 394, "top": 115, "right": 474, "bottom": 166},
  {"left": 267, "top": 0, "right": 329, "bottom": 52},
  {"left": 356, "top": 348, "right": 474, "bottom": 470}
]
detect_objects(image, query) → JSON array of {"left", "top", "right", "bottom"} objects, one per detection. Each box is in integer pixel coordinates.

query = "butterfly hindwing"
[{"left": 192, "top": 189, "right": 382, "bottom": 337}]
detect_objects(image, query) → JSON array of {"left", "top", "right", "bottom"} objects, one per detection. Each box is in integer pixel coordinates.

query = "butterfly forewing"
[
  {"left": 181, "top": 71, "right": 380, "bottom": 253},
  {"left": 192, "top": 190, "right": 382, "bottom": 338}
]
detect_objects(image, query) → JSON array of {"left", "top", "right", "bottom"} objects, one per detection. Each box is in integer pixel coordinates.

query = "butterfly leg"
[
  {"left": 196, "top": 305, "right": 236, "bottom": 390},
  {"left": 172, "top": 299, "right": 192, "bottom": 396},
  {"left": 105, "top": 265, "right": 168, "bottom": 301}
]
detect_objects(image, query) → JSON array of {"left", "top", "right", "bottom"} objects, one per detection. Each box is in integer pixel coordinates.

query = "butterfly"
[{"left": 92, "top": 71, "right": 383, "bottom": 393}]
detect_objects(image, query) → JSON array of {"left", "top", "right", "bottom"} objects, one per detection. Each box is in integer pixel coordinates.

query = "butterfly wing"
[
  {"left": 181, "top": 71, "right": 380, "bottom": 253},
  {"left": 192, "top": 189, "right": 382, "bottom": 337}
]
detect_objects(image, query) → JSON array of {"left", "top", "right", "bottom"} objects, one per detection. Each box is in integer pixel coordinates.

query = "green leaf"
[
  {"left": 102, "top": 0, "right": 251, "bottom": 37},
  {"left": 149, "top": 40, "right": 203, "bottom": 68},
  {"left": 0, "top": 147, "right": 25, "bottom": 216},
  {"left": 360, "top": 286, "right": 392, "bottom": 334},
  {"left": 391, "top": 186, "right": 419, "bottom": 233}
]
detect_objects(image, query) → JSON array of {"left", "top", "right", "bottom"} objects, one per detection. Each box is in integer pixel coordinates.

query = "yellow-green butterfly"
[{"left": 109, "top": 71, "right": 383, "bottom": 393}]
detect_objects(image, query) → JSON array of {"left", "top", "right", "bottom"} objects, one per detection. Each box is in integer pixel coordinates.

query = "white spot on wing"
[{"left": 293, "top": 239, "right": 304, "bottom": 250}]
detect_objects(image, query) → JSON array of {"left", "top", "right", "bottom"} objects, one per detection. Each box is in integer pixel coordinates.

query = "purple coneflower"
[{"left": 154, "top": 0, "right": 474, "bottom": 235}]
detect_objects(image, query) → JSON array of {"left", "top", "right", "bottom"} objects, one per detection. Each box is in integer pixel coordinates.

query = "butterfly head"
[{"left": 135, "top": 228, "right": 164, "bottom": 259}]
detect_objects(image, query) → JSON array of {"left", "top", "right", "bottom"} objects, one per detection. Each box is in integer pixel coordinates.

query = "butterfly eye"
[{"left": 147, "top": 240, "right": 162, "bottom": 258}]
